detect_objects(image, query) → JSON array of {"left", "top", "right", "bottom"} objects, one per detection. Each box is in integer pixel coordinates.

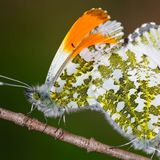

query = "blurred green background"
[{"left": 0, "top": 0, "right": 160, "bottom": 159}]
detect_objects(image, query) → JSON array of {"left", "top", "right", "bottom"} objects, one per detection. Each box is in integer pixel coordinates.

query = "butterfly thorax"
[{"left": 25, "top": 85, "right": 65, "bottom": 118}]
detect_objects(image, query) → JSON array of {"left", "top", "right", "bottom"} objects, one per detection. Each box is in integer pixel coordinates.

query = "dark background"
[{"left": 0, "top": 0, "right": 160, "bottom": 159}]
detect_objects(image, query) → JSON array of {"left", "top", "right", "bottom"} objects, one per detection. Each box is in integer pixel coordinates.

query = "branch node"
[
  {"left": 54, "top": 128, "right": 64, "bottom": 140},
  {"left": 87, "top": 137, "right": 97, "bottom": 152}
]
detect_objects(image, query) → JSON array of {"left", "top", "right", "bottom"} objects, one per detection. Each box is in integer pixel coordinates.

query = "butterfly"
[{"left": 1, "top": 8, "right": 160, "bottom": 158}]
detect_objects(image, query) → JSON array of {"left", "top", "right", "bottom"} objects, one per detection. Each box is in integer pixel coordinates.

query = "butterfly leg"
[
  {"left": 58, "top": 115, "right": 63, "bottom": 126},
  {"left": 109, "top": 138, "right": 137, "bottom": 149},
  {"left": 62, "top": 115, "right": 66, "bottom": 128},
  {"left": 27, "top": 103, "right": 36, "bottom": 115},
  {"left": 54, "top": 115, "right": 66, "bottom": 140},
  {"left": 58, "top": 114, "right": 66, "bottom": 127},
  {"left": 150, "top": 150, "right": 156, "bottom": 160}
]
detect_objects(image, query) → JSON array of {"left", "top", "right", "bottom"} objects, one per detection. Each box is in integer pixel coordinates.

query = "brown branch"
[{"left": 0, "top": 107, "right": 150, "bottom": 160}]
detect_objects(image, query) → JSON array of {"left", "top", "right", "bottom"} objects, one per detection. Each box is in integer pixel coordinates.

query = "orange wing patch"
[
  {"left": 63, "top": 8, "right": 110, "bottom": 53},
  {"left": 71, "top": 34, "right": 117, "bottom": 58}
]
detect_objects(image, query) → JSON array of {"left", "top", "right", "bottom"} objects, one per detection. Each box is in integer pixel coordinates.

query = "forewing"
[
  {"left": 46, "top": 8, "right": 109, "bottom": 83},
  {"left": 45, "top": 8, "right": 123, "bottom": 84},
  {"left": 49, "top": 18, "right": 124, "bottom": 108}
]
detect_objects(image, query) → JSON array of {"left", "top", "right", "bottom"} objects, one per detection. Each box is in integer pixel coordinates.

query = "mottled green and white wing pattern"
[{"left": 50, "top": 22, "right": 160, "bottom": 145}]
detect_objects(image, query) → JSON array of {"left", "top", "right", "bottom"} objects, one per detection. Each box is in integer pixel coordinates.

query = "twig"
[{"left": 0, "top": 107, "right": 150, "bottom": 160}]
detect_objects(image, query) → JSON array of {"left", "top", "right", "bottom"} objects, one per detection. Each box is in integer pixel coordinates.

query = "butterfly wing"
[
  {"left": 127, "top": 22, "right": 160, "bottom": 66},
  {"left": 91, "top": 23, "right": 160, "bottom": 141},
  {"left": 49, "top": 15, "right": 124, "bottom": 108},
  {"left": 45, "top": 8, "right": 123, "bottom": 84},
  {"left": 51, "top": 22, "right": 160, "bottom": 142}
]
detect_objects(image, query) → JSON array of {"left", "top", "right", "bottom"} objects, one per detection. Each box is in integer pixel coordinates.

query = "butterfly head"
[
  {"left": 24, "top": 85, "right": 65, "bottom": 118},
  {"left": 24, "top": 87, "right": 41, "bottom": 103},
  {"left": 24, "top": 85, "right": 51, "bottom": 108}
]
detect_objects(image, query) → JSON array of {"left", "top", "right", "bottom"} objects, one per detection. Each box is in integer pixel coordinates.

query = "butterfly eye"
[{"left": 32, "top": 92, "right": 41, "bottom": 100}]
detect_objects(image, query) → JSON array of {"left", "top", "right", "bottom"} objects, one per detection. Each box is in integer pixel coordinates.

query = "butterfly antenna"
[
  {"left": 0, "top": 75, "right": 31, "bottom": 87},
  {"left": 27, "top": 104, "right": 37, "bottom": 115},
  {"left": 0, "top": 82, "right": 30, "bottom": 89}
]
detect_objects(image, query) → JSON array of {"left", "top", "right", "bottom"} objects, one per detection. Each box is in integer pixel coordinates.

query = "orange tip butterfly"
[{"left": 2, "top": 8, "right": 160, "bottom": 158}]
